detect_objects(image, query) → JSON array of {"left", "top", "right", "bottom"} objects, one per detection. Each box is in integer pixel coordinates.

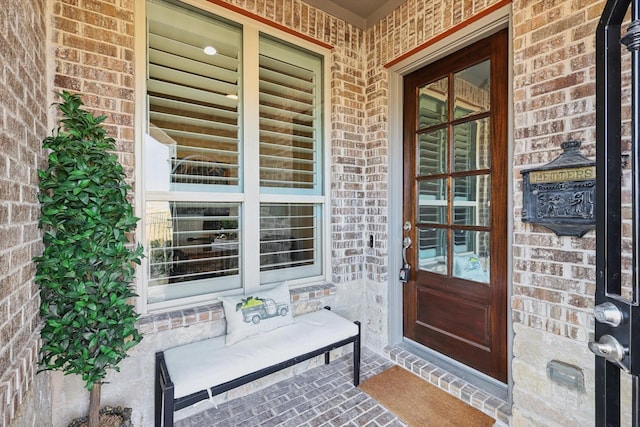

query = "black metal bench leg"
[
  {"left": 353, "top": 321, "right": 361, "bottom": 386},
  {"left": 156, "top": 351, "right": 175, "bottom": 427},
  {"left": 164, "top": 385, "right": 174, "bottom": 427},
  {"left": 155, "top": 353, "right": 162, "bottom": 427},
  {"left": 324, "top": 306, "right": 332, "bottom": 365}
]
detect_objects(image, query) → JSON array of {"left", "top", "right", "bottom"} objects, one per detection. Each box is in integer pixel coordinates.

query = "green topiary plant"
[{"left": 34, "top": 91, "right": 144, "bottom": 427}]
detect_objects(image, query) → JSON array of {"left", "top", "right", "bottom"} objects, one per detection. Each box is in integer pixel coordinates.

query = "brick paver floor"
[{"left": 176, "top": 348, "right": 408, "bottom": 427}]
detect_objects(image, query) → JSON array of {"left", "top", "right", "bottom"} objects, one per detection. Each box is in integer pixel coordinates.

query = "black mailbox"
[{"left": 521, "top": 140, "right": 595, "bottom": 237}]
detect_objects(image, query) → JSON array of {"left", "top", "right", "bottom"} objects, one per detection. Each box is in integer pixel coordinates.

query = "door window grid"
[{"left": 415, "top": 61, "right": 491, "bottom": 283}]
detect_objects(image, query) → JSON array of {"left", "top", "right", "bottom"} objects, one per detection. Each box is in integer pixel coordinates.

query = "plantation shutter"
[
  {"left": 258, "top": 37, "right": 324, "bottom": 282},
  {"left": 146, "top": 1, "right": 242, "bottom": 191},
  {"left": 145, "top": 1, "right": 243, "bottom": 304},
  {"left": 144, "top": 1, "right": 328, "bottom": 306},
  {"left": 258, "top": 36, "right": 323, "bottom": 194}
]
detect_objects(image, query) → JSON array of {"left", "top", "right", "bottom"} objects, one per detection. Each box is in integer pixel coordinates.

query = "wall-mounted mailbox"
[{"left": 521, "top": 140, "right": 595, "bottom": 237}]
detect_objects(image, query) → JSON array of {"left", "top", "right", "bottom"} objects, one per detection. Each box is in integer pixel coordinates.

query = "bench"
[{"left": 155, "top": 307, "right": 361, "bottom": 427}]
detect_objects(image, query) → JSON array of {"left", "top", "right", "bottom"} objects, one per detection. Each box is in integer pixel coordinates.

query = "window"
[
  {"left": 142, "top": 0, "right": 327, "bottom": 309},
  {"left": 415, "top": 61, "right": 491, "bottom": 282}
]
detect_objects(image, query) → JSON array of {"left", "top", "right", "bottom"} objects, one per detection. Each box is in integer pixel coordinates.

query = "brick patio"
[
  {"left": 176, "top": 349, "right": 405, "bottom": 427},
  {"left": 175, "top": 347, "right": 508, "bottom": 426}
]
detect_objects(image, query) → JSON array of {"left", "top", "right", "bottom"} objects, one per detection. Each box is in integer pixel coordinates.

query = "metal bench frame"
[{"left": 155, "top": 310, "right": 361, "bottom": 427}]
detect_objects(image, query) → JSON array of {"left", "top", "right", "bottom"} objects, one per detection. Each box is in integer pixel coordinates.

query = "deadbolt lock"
[{"left": 594, "top": 302, "right": 624, "bottom": 327}]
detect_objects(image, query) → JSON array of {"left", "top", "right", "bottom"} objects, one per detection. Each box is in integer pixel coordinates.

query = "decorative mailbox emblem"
[{"left": 521, "top": 140, "right": 595, "bottom": 237}]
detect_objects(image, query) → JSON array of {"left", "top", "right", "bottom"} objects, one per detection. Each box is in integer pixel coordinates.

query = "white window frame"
[{"left": 134, "top": 0, "right": 332, "bottom": 313}]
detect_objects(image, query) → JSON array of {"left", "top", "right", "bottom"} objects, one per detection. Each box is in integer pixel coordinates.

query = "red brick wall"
[
  {"left": 510, "top": 1, "right": 603, "bottom": 424},
  {"left": 1, "top": 1, "right": 138, "bottom": 424},
  {"left": 0, "top": 1, "right": 49, "bottom": 425},
  {"left": 52, "top": 0, "right": 137, "bottom": 180},
  {"left": 512, "top": 0, "right": 602, "bottom": 344}
]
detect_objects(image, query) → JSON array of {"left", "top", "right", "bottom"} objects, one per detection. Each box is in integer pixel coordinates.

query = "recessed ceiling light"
[{"left": 203, "top": 46, "right": 217, "bottom": 56}]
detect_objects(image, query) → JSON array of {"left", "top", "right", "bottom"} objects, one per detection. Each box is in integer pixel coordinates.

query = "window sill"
[{"left": 138, "top": 283, "right": 337, "bottom": 335}]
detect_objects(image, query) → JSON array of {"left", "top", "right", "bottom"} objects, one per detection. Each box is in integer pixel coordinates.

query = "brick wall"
[
  {"left": 330, "top": 31, "right": 368, "bottom": 284},
  {"left": 510, "top": 1, "right": 603, "bottom": 425},
  {"left": 0, "top": 2, "right": 50, "bottom": 426},
  {"left": 25, "top": 0, "right": 610, "bottom": 425},
  {"left": 3, "top": 1, "right": 140, "bottom": 425},
  {"left": 363, "top": 0, "right": 602, "bottom": 425},
  {"left": 52, "top": 0, "right": 137, "bottom": 179}
]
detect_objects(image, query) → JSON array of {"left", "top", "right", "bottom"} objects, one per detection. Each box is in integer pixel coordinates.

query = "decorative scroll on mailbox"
[{"left": 521, "top": 140, "right": 595, "bottom": 237}]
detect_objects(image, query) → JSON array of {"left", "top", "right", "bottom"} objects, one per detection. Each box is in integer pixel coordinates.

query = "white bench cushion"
[{"left": 163, "top": 309, "right": 359, "bottom": 399}]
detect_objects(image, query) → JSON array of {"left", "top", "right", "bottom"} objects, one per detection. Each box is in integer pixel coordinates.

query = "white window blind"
[
  {"left": 258, "top": 36, "right": 324, "bottom": 284},
  {"left": 259, "top": 203, "right": 322, "bottom": 284},
  {"left": 143, "top": 1, "right": 326, "bottom": 308},
  {"left": 259, "top": 36, "right": 323, "bottom": 194},
  {"left": 147, "top": 1, "right": 241, "bottom": 192}
]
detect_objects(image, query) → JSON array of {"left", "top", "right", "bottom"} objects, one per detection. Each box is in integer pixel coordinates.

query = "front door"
[{"left": 402, "top": 29, "right": 508, "bottom": 382}]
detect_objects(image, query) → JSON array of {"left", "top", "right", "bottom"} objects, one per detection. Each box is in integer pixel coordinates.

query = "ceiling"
[{"left": 303, "top": 0, "right": 407, "bottom": 29}]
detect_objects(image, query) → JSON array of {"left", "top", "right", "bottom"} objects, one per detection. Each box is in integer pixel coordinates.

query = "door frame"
[{"left": 385, "top": 2, "right": 514, "bottom": 400}]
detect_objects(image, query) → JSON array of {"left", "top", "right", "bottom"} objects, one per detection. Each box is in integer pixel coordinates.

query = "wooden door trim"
[{"left": 384, "top": 0, "right": 512, "bottom": 69}]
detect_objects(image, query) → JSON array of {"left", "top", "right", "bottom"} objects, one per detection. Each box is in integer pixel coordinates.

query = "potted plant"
[{"left": 34, "top": 91, "right": 144, "bottom": 427}]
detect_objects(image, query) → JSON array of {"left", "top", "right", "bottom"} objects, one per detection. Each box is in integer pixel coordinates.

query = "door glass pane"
[
  {"left": 454, "top": 60, "right": 490, "bottom": 120},
  {"left": 418, "top": 227, "right": 447, "bottom": 274},
  {"left": 453, "top": 175, "right": 490, "bottom": 226},
  {"left": 418, "top": 129, "right": 447, "bottom": 176},
  {"left": 453, "top": 118, "right": 491, "bottom": 171},
  {"left": 418, "top": 77, "right": 448, "bottom": 128},
  {"left": 453, "top": 230, "right": 489, "bottom": 283},
  {"left": 418, "top": 179, "right": 447, "bottom": 224},
  {"left": 146, "top": 201, "right": 241, "bottom": 303}
]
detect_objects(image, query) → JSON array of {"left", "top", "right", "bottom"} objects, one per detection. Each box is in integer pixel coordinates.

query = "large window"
[{"left": 142, "top": 0, "right": 327, "bottom": 308}]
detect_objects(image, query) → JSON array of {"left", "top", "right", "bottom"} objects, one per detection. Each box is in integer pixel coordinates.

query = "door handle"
[
  {"left": 589, "top": 334, "right": 629, "bottom": 372},
  {"left": 402, "top": 236, "right": 412, "bottom": 266},
  {"left": 399, "top": 237, "right": 413, "bottom": 283}
]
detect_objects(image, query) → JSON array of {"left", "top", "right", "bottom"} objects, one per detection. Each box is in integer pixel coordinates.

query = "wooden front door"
[{"left": 402, "top": 29, "right": 508, "bottom": 382}]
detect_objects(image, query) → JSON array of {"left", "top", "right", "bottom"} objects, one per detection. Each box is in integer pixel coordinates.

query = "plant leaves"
[{"left": 34, "top": 91, "right": 145, "bottom": 391}]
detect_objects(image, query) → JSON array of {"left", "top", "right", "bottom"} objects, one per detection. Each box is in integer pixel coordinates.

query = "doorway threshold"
[{"left": 385, "top": 340, "right": 511, "bottom": 426}]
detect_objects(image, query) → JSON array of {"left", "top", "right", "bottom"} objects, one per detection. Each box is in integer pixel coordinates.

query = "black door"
[{"left": 593, "top": 1, "right": 640, "bottom": 425}]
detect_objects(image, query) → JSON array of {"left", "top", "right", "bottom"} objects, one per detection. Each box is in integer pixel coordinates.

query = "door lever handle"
[
  {"left": 588, "top": 334, "right": 629, "bottom": 372},
  {"left": 399, "top": 237, "right": 413, "bottom": 283},
  {"left": 402, "top": 237, "right": 412, "bottom": 266}
]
